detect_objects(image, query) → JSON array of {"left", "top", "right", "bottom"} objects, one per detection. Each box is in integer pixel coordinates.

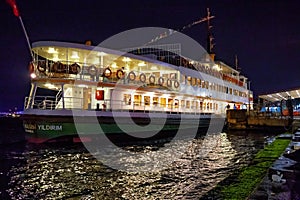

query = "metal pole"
[
  {"left": 18, "top": 16, "right": 34, "bottom": 60},
  {"left": 61, "top": 84, "right": 65, "bottom": 109}
]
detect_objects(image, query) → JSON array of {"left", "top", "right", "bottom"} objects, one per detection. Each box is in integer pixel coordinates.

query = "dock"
[{"left": 225, "top": 109, "right": 292, "bottom": 132}]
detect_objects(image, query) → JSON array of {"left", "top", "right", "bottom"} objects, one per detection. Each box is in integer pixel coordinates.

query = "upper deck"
[{"left": 29, "top": 41, "right": 249, "bottom": 92}]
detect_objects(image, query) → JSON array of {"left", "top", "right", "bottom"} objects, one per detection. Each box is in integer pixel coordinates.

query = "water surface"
[{"left": 0, "top": 131, "right": 274, "bottom": 199}]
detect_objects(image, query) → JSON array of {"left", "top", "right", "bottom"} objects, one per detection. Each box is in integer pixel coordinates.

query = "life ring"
[
  {"left": 103, "top": 67, "right": 112, "bottom": 78},
  {"left": 149, "top": 75, "right": 155, "bottom": 84},
  {"left": 116, "top": 69, "right": 125, "bottom": 79},
  {"left": 128, "top": 71, "right": 136, "bottom": 81},
  {"left": 158, "top": 77, "right": 164, "bottom": 86},
  {"left": 37, "top": 61, "right": 46, "bottom": 73},
  {"left": 174, "top": 80, "right": 180, "bottom": 88},
  {"left": 88, "top": 65, "right": 97, "bottom": 76},
  {"left": 167, "top": 79, "right": 172, "bottom": 87},
  {"left": 69, "top": 63, "right": 81, "bottom": 74},
  {"left": 139, "top": 73, "right": 146, "bottom": 83},
  {"left": 28, "top": 62, "right": 35, "bottom": 73}
]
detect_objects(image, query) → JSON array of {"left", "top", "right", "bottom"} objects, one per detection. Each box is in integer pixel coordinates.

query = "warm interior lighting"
[
  {"left": 53, "top": 54, "right": 59, "bottom": 61},
  {"left": 122, "top": 57, "right": 131, "bottom": 62},
  {"left": 44, "top": 83, "right": 56, "bottom": 89},
  {"left": 150, "top": 66, "right": 158, "bottom": 70},
  {"left": 97, "top": 52, "right": 107, "bottom": 56},
  {"left": 138, "top": 62, "right": 146, "bottom": 67},
  {"left": 30, "top": 73, "right": 36, "bottom": 79},
  {"left": 212, "top": 65, "right": 222, "bottom": 71},
  {"left": 71, "top": 51, "right": 79, "bottom": 59},
  {"left": 47, "top": 47, "right": 58, "bottom": 54},
  {"left": 111, "top": 62, "right": 118, "bottom": 68},
  {"left": 296, "top": 90, "right": 300, "bottom": 97}
]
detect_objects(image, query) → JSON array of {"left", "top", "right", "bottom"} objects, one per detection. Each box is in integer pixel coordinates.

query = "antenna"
[{"left": 235, "top": 54, "right": 241, "bottom": 72}]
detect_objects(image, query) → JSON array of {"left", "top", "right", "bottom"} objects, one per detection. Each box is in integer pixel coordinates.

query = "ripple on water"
[{"left": 4, "top": 131, "right": 269, "bottom": 199}]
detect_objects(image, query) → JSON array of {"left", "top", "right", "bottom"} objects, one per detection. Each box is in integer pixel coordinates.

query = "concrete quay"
[{"left": 225, "top": 110, "right": 291, "bottom": 132}]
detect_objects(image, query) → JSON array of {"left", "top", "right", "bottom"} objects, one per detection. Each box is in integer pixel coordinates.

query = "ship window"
[
  {"left": 233, "top": 90, "right": 236, "bottom": 95},
  {"left": 174, "top": 99, "right": 179, "bottom": 108},
  {"left": 186, "top": 100, "right": 190, "bottom": 108},
  {"left": 201, "top": 81, "right": 205, "bottom": 88},
  {"left": 200, "top": 102, "right": 203, "bottom": 110},
  {"left": 170, "top": 73, "right": 177, "bottom": 80},
  {"left": 161, "top": 98, "right": 166, "bottom": 107},
  {"left": 134, "top": 95, "right": 141, "bottom": 106},
  {"left": 181, "top": 100, "right": 185, "bottom": 108},
  {"left": 191, "top": 101, "right": 196, "bottom": 109},
  {"left": 144, "top": 96, "right": 150, "bottom": 106},
  {"left": 197, "top": 79, "right": 201, "bottom": 87},
  {"left": 191, "top": 78, "right": 196, "bottom": 86},
  {"left": 181, "top": 75, "right": 185, "bottom": 83},
  {"left": 187, "top": 76, "right": 192, "bottom": 85},
  {"left": 168, "top": 99, "right": 173, "bottom": 109},
  {"left": 153, "top": 97, "right": 159, "bottom": 106},
  {"left": 123, "top": 94, "right": 131, "bottom": 105},
  {"left": 205, "top": 81, "right": 209, "bottom": 89}
]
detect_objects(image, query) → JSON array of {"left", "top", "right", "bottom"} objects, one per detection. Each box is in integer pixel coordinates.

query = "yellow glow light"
[
  {"left": 122, "top": 57, "right": 131, "bottom": 62},
  {"left": 71, "top": 51, "right": 79, "bottom": 59},
  {"left": 111, "top": 62, "right": 118, "bottom": 68},
  {"left": 138, "top": 62, "right": 146, "bottom": 67},
  {"left": 44, "top": 83, "right": 56, "bottom": 89},
  {"left": 47, "top": 47, "right": 58, "bottom": 54},
  {"left": 30, "top": 73, "right": 36, "bottom": 79}
]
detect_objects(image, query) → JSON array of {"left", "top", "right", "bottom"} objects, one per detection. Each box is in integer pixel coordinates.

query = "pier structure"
[{"left": 226, "top": 87, "right": 300, "bottom": 131}]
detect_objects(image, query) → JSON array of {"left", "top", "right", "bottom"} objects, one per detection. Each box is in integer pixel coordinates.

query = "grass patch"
[{"left": 220, "top": 137, "right": 290, "bottom": 200}]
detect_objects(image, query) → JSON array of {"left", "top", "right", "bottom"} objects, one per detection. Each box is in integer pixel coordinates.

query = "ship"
[
  {"left": 21, "top": 9, "right": 253, "bottom": 144},
  {"left": 21, "top": 38, "right": 253, "bottom": 144}
]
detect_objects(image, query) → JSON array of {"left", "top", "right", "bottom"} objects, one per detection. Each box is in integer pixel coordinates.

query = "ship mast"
[
  {"left": 145, "top": 9, "right": 214, "bottom": 46},
  {"left": 206, "top": 8, "right": 215, "bottom": 60}
]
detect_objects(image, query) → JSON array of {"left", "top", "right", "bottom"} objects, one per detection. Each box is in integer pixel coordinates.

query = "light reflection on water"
[{"left": 3, "top": 132, "right": 270, "bottom": 199}]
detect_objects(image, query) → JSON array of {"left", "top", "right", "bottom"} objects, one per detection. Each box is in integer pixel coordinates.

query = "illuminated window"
[
  {"left": 187, "top": 76, "right": 192, "bottom": 85},
  {"left": 161, "top": 98, "right": 166, "bottom": 107},
  {"left": 191, "top": 78, "right": 196, "bottom": 86},
  {"left": 153, "top": 97, "right": 159, "bottom": 106},
  {"left": 123, "top": 94, "right": 131, "bottom": 105},
  {"left": 197, "top": 79, "right": 201, "bottom": 87},
  {"left": 186, "top": 100, "right": 190, "bottom": 108},
  {"left": 174, "top": 99, "right": 179, "bottom": 108},
  {"left": 134, "top": 95, "right": 141, "bottom": 106},
  {"left": 181, "top": 100, "right": 185, "bottom": 108},
  {"left": 168, "top": 98, "right": 173, "bottom": 108},
  {"left": 144, "top": 96, "right": 150, "bottom": 106}
]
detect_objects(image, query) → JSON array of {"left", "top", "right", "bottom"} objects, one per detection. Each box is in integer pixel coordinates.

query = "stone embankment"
[{"left": 225, "top": 110, "right": 290, "bottom": 132}]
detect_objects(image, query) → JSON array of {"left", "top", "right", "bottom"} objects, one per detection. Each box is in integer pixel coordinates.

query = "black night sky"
[{"left": 1, "top": 0, "right": 300, "bottom": 111}]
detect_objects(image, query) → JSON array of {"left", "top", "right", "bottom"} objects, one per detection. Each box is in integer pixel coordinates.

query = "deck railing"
[
  {"left": 24, "top": 95, "right": 216, "bottom": 115},
  {"left": 30, "top": 59, "right": 181, "bottom": 91}
]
